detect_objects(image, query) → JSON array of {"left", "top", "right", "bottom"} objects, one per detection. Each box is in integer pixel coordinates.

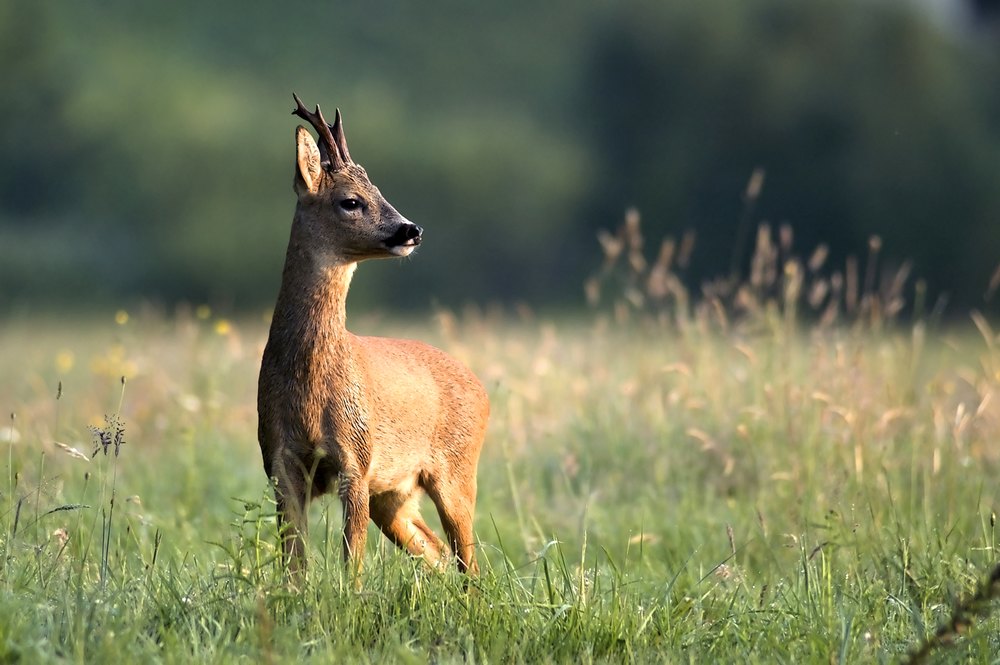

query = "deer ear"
[{"left": 295, "top": 126, "right": 323, "bottom": 194}]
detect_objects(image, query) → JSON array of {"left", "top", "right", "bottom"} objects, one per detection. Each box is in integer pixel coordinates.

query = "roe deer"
[{"left": 257, "top": 94, "right": 490, "bottom": 576}]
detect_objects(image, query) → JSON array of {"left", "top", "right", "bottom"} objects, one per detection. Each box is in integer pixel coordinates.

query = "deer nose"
[
  {"left": 386, "top": 221, "right": 423, "bottom": 248},
  {"left": 403, "top": 223, "right": 423, "bottom": 243}
]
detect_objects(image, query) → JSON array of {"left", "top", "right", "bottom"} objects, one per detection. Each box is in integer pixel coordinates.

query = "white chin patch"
[{"left": 389, "top": 244, "right": 416, "bottom": 257}]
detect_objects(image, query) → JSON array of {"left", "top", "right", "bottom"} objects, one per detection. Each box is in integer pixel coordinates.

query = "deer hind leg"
[
  {"left": 370, "top": 490, "right": 446, "bottom": 567},
  {"left": 425, "top": 476, "right": 479, "bottom": 575}
]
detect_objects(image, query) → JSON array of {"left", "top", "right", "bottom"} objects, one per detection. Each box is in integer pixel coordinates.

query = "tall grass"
[{"left": 0, "top": 227, "right": 998, "bottom": 661}]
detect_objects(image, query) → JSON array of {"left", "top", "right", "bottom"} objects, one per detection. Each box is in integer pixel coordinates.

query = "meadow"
[{"left": 1, "top": 230, "right": 1000, "bottom": 662}]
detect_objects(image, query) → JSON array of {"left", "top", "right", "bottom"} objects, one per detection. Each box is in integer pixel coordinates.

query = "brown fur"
[{"left": 257, "top": 99, "right": 489, "bottom": 575}]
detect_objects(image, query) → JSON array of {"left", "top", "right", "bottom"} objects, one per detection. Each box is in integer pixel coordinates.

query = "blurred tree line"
[{"left": 2, "top": 0, "right": 999, "bottom": 314}]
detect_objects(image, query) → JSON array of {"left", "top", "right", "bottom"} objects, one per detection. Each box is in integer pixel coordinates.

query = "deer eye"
[{"left": 338, "top": 198, "right": 362, "bottom": 212}]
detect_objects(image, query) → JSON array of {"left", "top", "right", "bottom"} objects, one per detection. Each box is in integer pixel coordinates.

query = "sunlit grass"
[{"left": 1, "top": 295, "right": 998, "bottom": 663}]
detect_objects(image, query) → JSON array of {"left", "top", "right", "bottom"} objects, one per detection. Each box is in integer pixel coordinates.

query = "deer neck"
[{"left": 269, "top": 230, "right": 358, "bottom": 365}]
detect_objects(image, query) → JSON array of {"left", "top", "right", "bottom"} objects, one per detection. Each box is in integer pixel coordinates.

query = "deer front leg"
[
  {"left": 271, "top": 452, "right": 309, "bottom": 576},
  {"left": 276, "top": 491, "right": 306, "bottom": 571},
  {"left": 339, "top": 474, "right": 371, "bottom": 575}
]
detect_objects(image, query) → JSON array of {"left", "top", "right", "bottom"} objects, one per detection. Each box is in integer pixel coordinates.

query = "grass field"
[{"left": 1, "top": 296, "right": 998, "bottom": 663}]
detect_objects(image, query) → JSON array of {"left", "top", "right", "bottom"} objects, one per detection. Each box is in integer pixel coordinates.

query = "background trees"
[{"left": 2, "top": 0, "right": 998, "bottom": 312}]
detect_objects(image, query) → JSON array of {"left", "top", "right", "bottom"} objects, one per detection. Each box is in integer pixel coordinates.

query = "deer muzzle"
[{"left": 385, "top": 222, "right": 423, "bottom": 256}]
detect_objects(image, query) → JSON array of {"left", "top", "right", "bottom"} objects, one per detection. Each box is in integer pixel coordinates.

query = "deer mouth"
[{"left": 387, "top": 237, "right": 420, "bottom": 257}]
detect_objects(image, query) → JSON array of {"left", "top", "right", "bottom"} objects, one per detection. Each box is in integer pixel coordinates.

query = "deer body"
[{"left": 257, "top": 95, "right": 489, "bottom": 575}]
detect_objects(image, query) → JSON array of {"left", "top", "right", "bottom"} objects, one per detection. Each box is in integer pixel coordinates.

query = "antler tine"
[
  {"left": 291, "top": 93, "right": 345, "bottom": 170},
  {"left": 332, "top": 109, "right": 352, "bottom": 164}
]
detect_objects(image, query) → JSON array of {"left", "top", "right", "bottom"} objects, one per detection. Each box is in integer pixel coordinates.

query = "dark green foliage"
[
  {"left": 579, "top": 1, "right": 1000, "bottom": 304},
  {"left": 2, "top": 1, "right": 999, "bottom": 312}
]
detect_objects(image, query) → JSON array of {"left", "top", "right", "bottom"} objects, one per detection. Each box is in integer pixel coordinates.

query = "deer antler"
[
  {"left": 292, "top": 93, "right": 349, "bottom": 171},
  {"left": 330, "top": 109, "right": 352, "bottom": 165}
]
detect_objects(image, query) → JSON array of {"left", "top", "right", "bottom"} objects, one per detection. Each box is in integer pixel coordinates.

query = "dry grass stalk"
[{"left": 587, "top": 206, "right": 917, "bottom": 333}]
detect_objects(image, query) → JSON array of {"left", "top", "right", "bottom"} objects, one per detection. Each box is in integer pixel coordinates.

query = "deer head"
[{"left": 290, "top": 93, "right": 422, "bottom": 262}]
